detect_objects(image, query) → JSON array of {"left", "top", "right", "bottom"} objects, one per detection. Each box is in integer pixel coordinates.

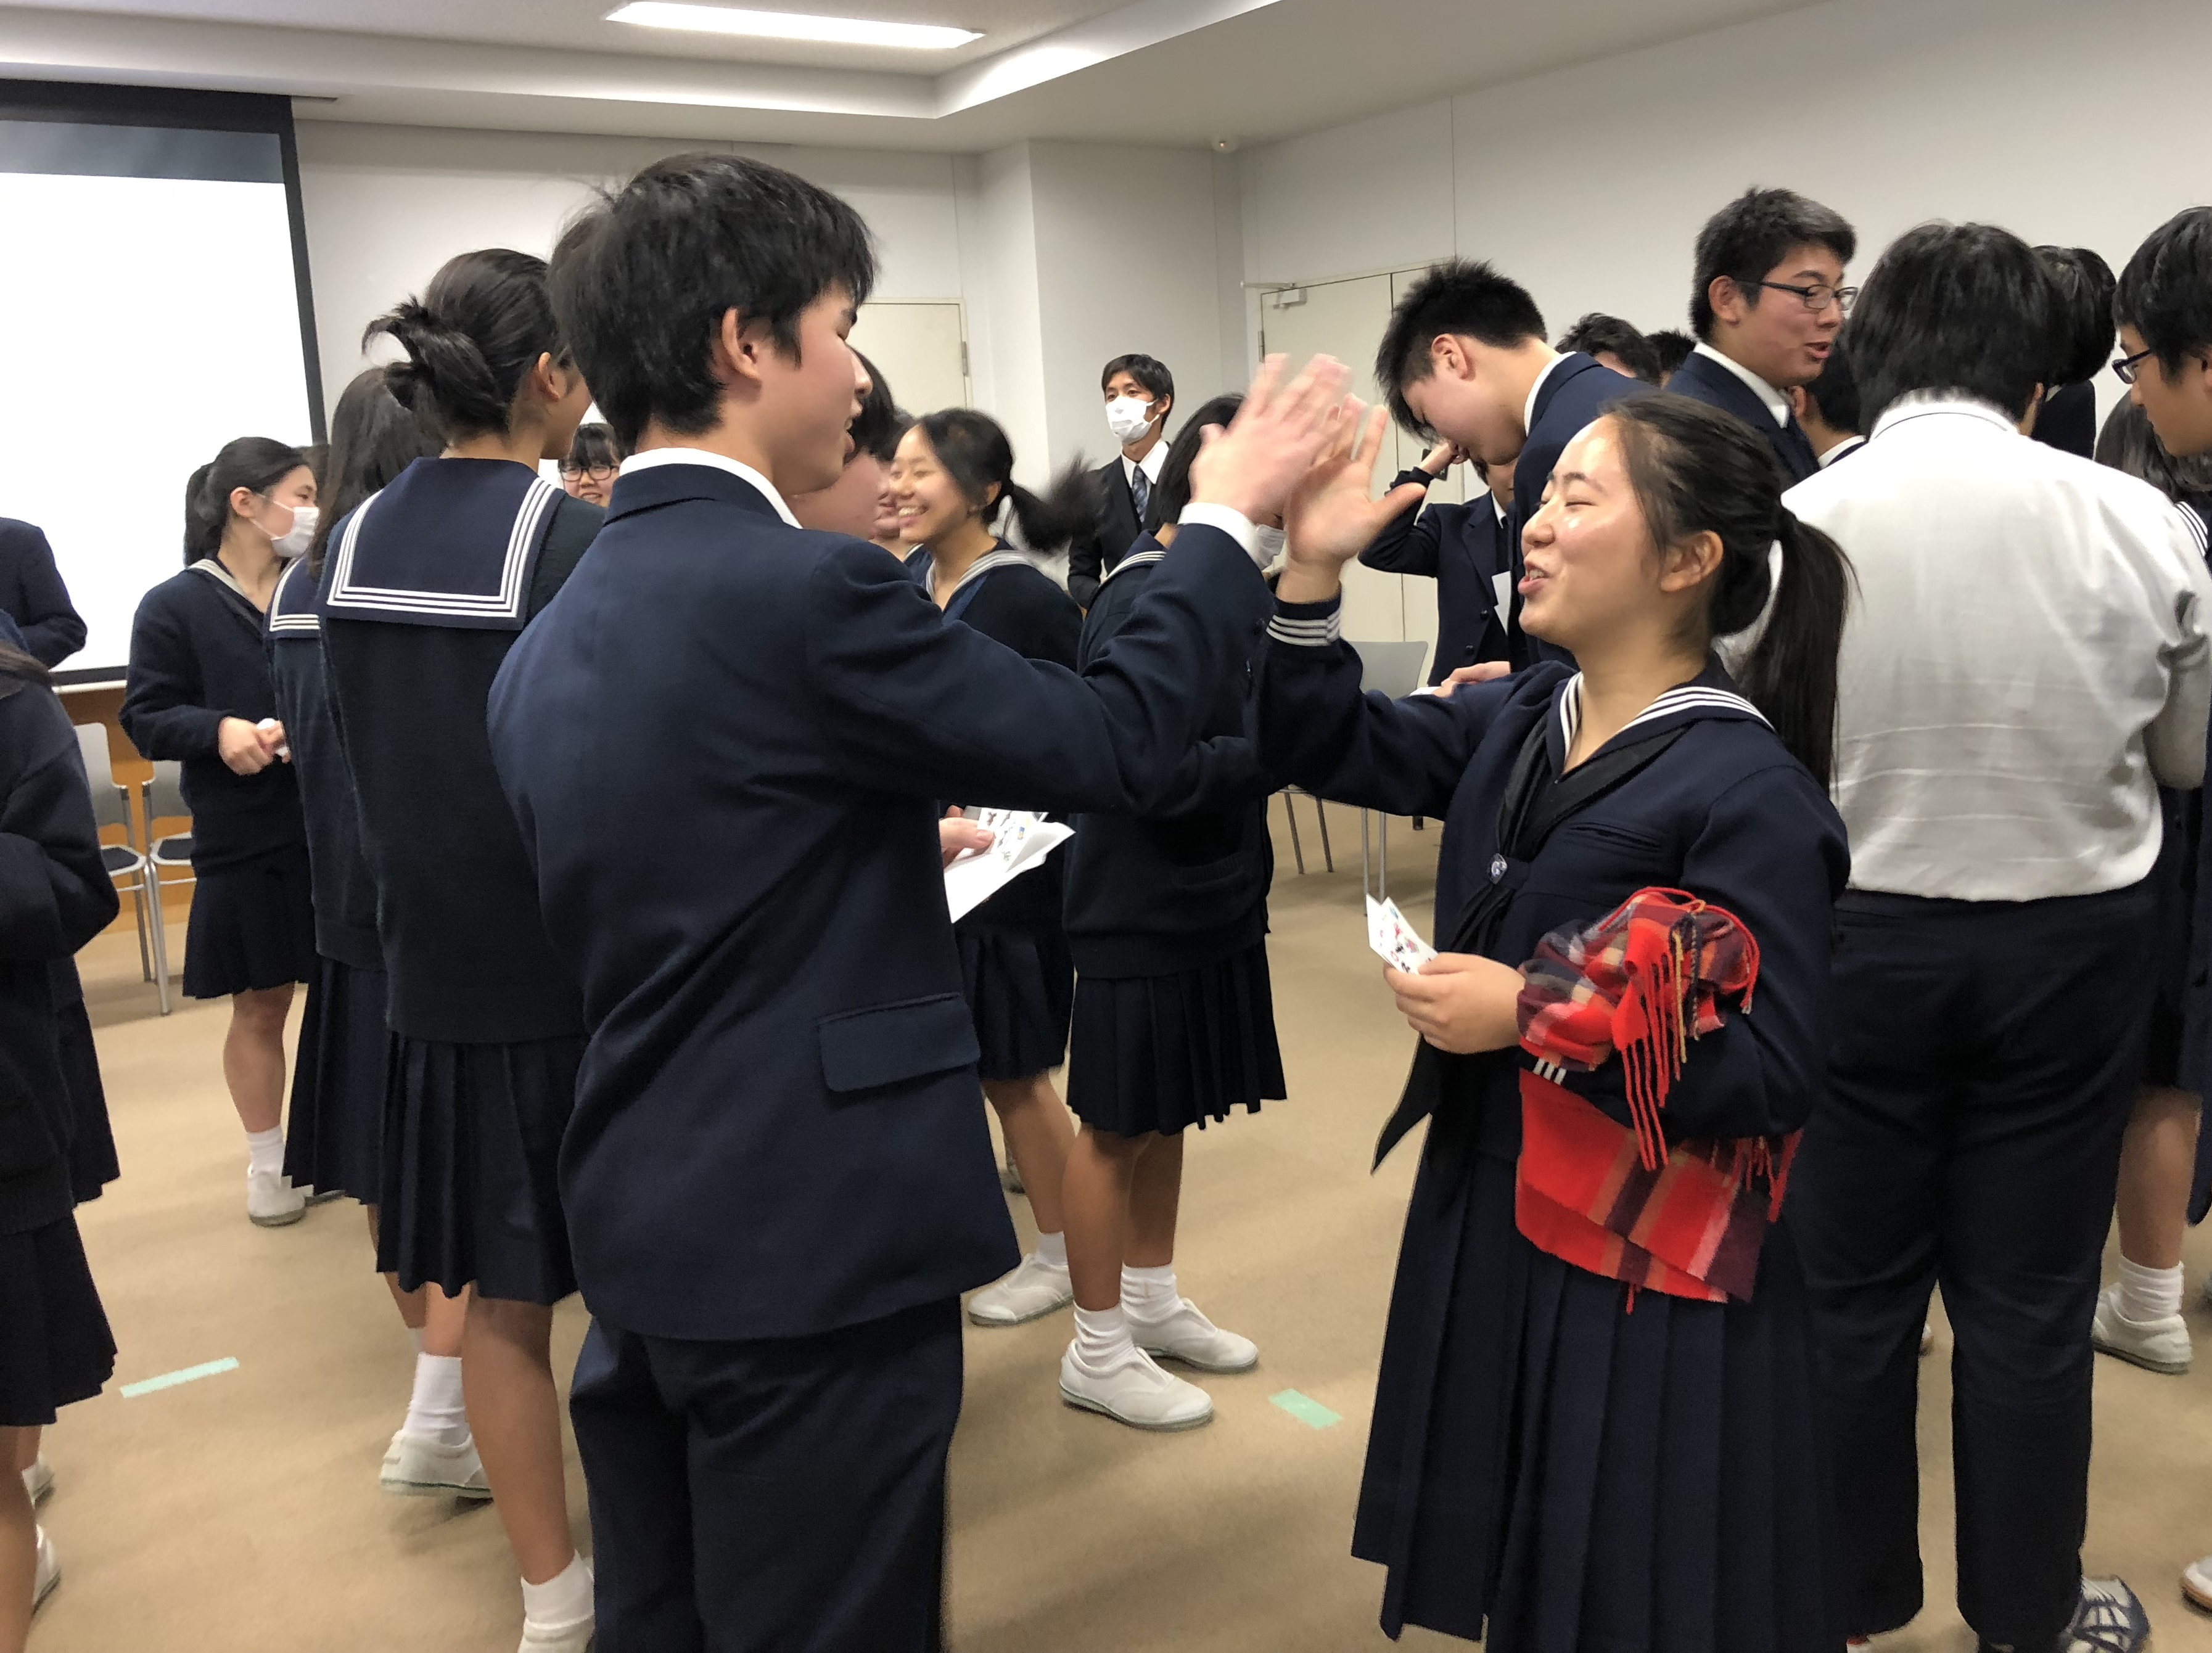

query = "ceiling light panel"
[{"left": 606, "top": 3, "right": 982, "bottom": 49}]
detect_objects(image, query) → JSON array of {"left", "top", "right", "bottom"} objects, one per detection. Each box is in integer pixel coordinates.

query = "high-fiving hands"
[
  {"left": 1188, "top": 354, "right": 1354, "bottom": 526},
  {"left": 1277, "top": 401, "right": 1432, "bottom": 606}
]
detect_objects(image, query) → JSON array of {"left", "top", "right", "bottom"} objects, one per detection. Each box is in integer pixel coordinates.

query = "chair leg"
[
  {"left": 1314, "top": 797, "right": 1335, "bottom": 873},
  {"left": 1380, "top": 813, "right": 1389, "bottom": 894},
  {"left": 1281, "top": 793, "right": 1306, "bottom": 876},
  {"left": 146, "top": 865, "right": 172, "bottom": 1016},
  {"left": 130, "top": 879, "right": 152, "bottom": 982}
]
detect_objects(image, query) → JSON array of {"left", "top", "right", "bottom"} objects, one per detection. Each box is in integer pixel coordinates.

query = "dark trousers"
[
  {"left": 571, "top": 1297, "right": 963, "bottom": 1653},
  {"left": 1791, "top": 885, "right": 2151, "bottom": 1647}
]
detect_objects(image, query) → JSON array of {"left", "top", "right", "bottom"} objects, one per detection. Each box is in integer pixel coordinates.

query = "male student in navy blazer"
[
  {"left": 1374, "top": 259, "right": 1643, "bottom": 668},
  {"left": 1669, "top": 187, "right": 1858, "bottom": 486},
  {"left": 1357, "top": 437, "right": 1515, "bottom": 683},
  {"left": 0, "top": 517, "right": 86, "bottom": 667},
  {"left": 485, "top": 153, "right": 1351, "bottom": 1653}
]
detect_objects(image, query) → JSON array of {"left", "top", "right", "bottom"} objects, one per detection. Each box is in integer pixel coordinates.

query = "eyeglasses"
[
  {"left": 1756, "top": 280, "right": 1857, "bottom": 316},
  {"left": 559, "top": 462, "right": 617, "bottom": 481},
  {"left": 2111, "top": 345, "right": 2158, "bottom": 386}
]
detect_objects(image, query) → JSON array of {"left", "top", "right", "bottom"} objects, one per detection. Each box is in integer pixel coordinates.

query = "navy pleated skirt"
[
  {"left": 54, "top": 995, "right": 119, "bottom": 1204},
  {"left": 283, "top": 957, "right": 391, "bottom": 1204},
  {"left": 2144, "top": 785, "right": 2199, "bottom": 1089},
  {"left": 1352, "top": 1134, "right": 1841, "bottom": 1651},
  {"left": 181, "top": 843, "right": 316, "bottom": 1001},
  {"left": 374, "top": 1033, "right": 582, "bottom": 1305},
  {"left": 1066, "top": 940, "right": 1285, "bottom": 1136},
  {"left": 954, "top": 919, "right": 1074, "bottom": 1081},
  {"left": 0, "top": 1216, "right": 115, "bottom": 1427}
]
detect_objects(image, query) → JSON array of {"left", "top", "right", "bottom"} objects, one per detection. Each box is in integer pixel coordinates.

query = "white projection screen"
[{"left": 0, "top": 85, "right": 323, "bottom": 677}]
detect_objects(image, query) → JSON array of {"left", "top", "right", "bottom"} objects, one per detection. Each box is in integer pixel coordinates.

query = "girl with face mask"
[{"left": 122, "top": 437, "right": 321, "bottom": 1230}]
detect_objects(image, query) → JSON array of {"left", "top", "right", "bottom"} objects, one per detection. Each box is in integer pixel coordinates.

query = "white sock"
[
  {"left": 1034, "top": 1231, "right": 1067, "bottom": 1269},
  {"left": 1121, "top": 1263, "right": 1179, "bottom": 1323},
  {"left": 2118, "top": 1256, "right": 2184, "bottom": 1323},
  {"left": 401, "top": 1354, "right": 471, "bottom": 1448},
  {"left": 245, "top": 1128, "right": 285, "bottom": 1179},
  {"left": 520, "top": 1553, "right": 593, "bottom": 1628},
  {"left": 1072, "top": 1303, "right": 1136, "bottom": 1369}
]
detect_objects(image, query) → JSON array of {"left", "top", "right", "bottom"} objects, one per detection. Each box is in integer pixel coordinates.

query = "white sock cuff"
[
  {"left": 1034, "top": 1231, "right": 1068, "bottom": 1268},
  {"left": 2117, "top": 1256, "right": 2184, "bottom": 1319},
  {"left": 519, "top": 1554, "right": 593, "bottom": 1628},
  {"left": 244, "top": 1127, "right": 286, "bottom": 1178},
  {"left": 1121, "top": 1263, "right": 1177, "bottom": 1309}
]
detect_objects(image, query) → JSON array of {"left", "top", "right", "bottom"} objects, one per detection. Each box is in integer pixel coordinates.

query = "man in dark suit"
[
  {"left": 1375, "top": 258, "right": 1643, "bottom": 667},
  {"left": 0, "top": 518, "right": 86, "bottom": 667},
  {"left": 1358, "top": 440, "right": 1515, "bottom": 683},
  {"left": 485, "top": 153, "right": 1346, "bottom": 1653},
  {"left": 1067, "top": 352, "right": 1174, "bottom": 606},
  {"left": 1668, "top": 187, "right": 1858, "bottom": 485}
]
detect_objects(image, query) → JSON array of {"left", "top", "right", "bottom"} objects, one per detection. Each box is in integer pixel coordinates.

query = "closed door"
[{"left": 849, "top": 301, "right": 969, "bottom": 416}]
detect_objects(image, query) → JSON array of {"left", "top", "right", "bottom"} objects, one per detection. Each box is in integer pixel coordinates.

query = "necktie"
[{"left": 1130, "top": 466, "right": 1150, "bottom": 523}]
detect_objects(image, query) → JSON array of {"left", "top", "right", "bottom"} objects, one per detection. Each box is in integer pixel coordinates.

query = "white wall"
[{"left": 952, "top": 142, "right": 1050, "bottom": 473}]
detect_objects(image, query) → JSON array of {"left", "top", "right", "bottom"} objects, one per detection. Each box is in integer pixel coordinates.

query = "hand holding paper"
[{"left": 944, "top": 807, "right": 1074, "bottom": 922}]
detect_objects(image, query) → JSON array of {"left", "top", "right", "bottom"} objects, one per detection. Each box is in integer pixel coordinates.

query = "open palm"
[{"left": 1284, "top": 401, "right": 1431, "bottom": 570}]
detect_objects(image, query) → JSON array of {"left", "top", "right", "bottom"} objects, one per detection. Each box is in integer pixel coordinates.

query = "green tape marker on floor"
[
  {"left": 121, "top": 1357, "right": 238, "bottom": 1398},
  {"left": 1270, "top": 1388, "right": 1342, "bottom": 1430}
]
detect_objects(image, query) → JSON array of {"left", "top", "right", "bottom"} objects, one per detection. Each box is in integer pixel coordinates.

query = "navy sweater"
[{"left": 0, "top": 520, "right": 86, "bottom": 668}]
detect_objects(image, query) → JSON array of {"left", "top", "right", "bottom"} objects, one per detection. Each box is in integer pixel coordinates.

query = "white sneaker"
[
  {"left": 33, "top": 1525, "right": 59, "bottom": 1612},
  {"left": 2062, "top": 1575, "right": 2150, "bottom": 1651},
  {"left": 518, "top": 1559, "right": 594, "bottom": 1653},
  {"left": 1059, "top": 1343, "right": 1212, "bottom": 1430},
  {"left": 967, "top": 1254, "right": 1074, "bottom": 1326},
  {"left": 2091, "top": 1282, "right": 2192, "bottom": 1375},
  {"left": 1129, "top": 1297, "right": 1259, "bottom": 1373},
  {"left": 382, "top": 1431, "right": 493, "bottom": 1499},
  {"left": 22, "top": 1453, "right": 52, "bottom": 1505},
  {"left": 1920, "top": 1321, "right": 1934, "bottom": 1356},
  {"left": 247, "top": 1169, "right": 306, "bottom": 1227},
  {"left": 2184, "top": 1550, "right": 2212, "bottom": 1611},
  {"left": 1001, "top": 1152, "right": 1026, "bottom": 1196}
]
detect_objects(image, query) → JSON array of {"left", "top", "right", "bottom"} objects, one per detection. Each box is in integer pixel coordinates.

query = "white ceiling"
[{"left": 0, "top": 0, "right": 1830, "bottom": 151}]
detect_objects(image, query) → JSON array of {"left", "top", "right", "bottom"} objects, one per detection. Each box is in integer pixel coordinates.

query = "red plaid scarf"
[{"left": 1512, "top": 887, "right": 1795, "bottom": 1304}]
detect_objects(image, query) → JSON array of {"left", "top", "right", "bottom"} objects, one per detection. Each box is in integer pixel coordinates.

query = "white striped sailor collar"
[
  {"left": 187, "top": 554, "right": 273, "bottom": 621},
  {"left": 1548, "top": 662, "right": 1767, "bottom": 773},
  {"left": 265, "top": 554, "right": 319, "bottom": 634},
  {"left": 1099, "top": 533, "right": 1168, "bottom": 587},
  {"left": 2173, "top": 495, "right": 2208, "bottom": 561},
  {"left": 322, "top": 459, "right": 562, "bottom": 626},
  {"left": 911, "top": 539, "right": 1035, "bottom": 602}
]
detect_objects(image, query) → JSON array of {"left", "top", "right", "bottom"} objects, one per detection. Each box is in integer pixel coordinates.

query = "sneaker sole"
[
  {"left": 1059, "top": 1384, "right": 1212, "bottom": 1432},
  {"left": 25, "top": 1472, "right": 52, "bottom": 1507},
  {"left": 381, "top": 1475, "right": 495, "bottom": 1500},
  {"left": 1140, "top": 1345, "right": 1259, "bottom": 1376},
  {"left": 33, "top": 1560, "right": 58, "bottom": 1613},
  {"left": 2090, "top": 1333, "right": 2191, "bottom": 1376},
  {"left": 966, "top": 1293, "right": 1074, "bottom": 1327},
  {"left": 2185, "top": 1571, "right": 2212, "bottom": 1612},
  {"left": 249, "top": 1206, "right": 307, "bottom": 1228},
  {"left": 303, "top": 1188, "right": 345, "bottom": 1207}
]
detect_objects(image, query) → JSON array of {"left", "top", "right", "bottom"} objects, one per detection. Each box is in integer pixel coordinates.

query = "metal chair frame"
[{"left": 74, "top": 723, "right": 171, "bottom": 1014}]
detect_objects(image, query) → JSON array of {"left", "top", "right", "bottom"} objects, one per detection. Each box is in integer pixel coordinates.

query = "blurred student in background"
[{"left": 558, "top": 421, "right": 622, "bottom": 507}]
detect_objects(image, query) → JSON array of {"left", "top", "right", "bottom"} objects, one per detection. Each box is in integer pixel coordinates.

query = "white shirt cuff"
[{"left": 1178, "top": 504, "right": 1261, "bottom": 565}]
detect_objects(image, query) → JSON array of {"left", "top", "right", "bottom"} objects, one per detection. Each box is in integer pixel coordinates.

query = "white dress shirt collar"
[
  {"left": 1122, "top": 441, "right": 1168, "bottom": 490},
  {"left": 1521, "top": 350, "right": 1571, "bottom": 438},
  {"left": 1692, "top": 341, "right": 1791, "bottom": 429},
  {"left": 619, "top": 447, "right": 800, "bottom": 528},
  {"left": 1867, "top": 393, "right": 2021, "bottom": 443},
  {"left": 1817, "top": 434, "right": 1867, "bottom": 467}
]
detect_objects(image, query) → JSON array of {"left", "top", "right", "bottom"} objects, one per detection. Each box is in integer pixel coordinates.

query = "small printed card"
[
  {"left": 943, "top": 808, "right": 1075, "bottom": 923},
  {"left": 1366, "top": 895, "right": 1437, "bottom": 974}
]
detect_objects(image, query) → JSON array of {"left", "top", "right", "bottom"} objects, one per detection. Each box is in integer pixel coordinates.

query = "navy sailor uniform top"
[
  {"left": 265, "top": 557, "right": 380, "bottom": 970},
  {"left": 485, "top": 459, "right": 1273, "bottom": 1342},
  {"left": 1358, "top": 477, "right": 1512, "bottom": 683},
  {"left": 121, "top": 557, "right": 306, "bottom": 871},
  {"left": 316, "top": 457, "right": 601, "bottom": 1044},
  {"left": 0, "top": 519, "right": 86, "bottom": 668}
]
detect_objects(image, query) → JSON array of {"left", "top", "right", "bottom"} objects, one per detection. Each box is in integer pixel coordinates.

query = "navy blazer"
[
  {"left": 1509, "top": 355, "right": 1645, "bottom": 667},
  {"left": 1359, "top": 470, "right": 1511, "bottom": 683},
  {"left": 1664, "top": 350, "right": 1819, "bottom": 484},
  {"left": 487, "top": 462, "right": 1272, "bottom": 1342},
  {"left": 2033, "top": 380, "right": 2098, "bottom": 461},
  {"left": 0, "top": 520, "right": 86, "bottom": 668}
]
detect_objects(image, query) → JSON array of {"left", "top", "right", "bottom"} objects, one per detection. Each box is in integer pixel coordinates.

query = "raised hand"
[
  {"left": 1188, "top": 353, "right": 1352, "bottom": 525},
  {"left": 1276, "top": 401, "right": 1431, "bottom": 604}
]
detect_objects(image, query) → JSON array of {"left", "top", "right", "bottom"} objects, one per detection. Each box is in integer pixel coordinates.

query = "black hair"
[
  {"left": 308, "top": 369, "right": 442, "bottom": 577},
  {"left": 565, "top": 422, "right": 623, "bottom": 474},
  {"left": 910, "top": 408, "right": 1090, "bottom": 554},
  {"left": 1556, "top": 313, "right": 1662, "bottom": 384},
  {"left": 1376, "top": 259, "right": 1548, "bottom": 436},
  {"left": 2115, "top": 208, "right": 2212, "bottom": 377},
  {"left": 1101, "top": 353, "right": 1175, "bottom": 408},
  {"left": 365, "top": 248, "right": 567, "bottom": 443},
  {"left": 2034, "top": 245, "right": 2117, "bottom": 388},
  {"left": 850, "top": 350, "right": 904, "bottom": 464},
  {"left": 1799, "top": 335, "right": 1860, "bottom": 435},
  {"left": 183, "top": 437, "right": 308, "bottom": 566},
  {"left": 0, "top": 641, "right": 49, "bottom": 686},
  {"left": 1605, "top": 394, "right": 1852, "bottom": 787},
  {"left": 302, "top": 443, "right": 330, "bottom": 490},
  {"left": 549, "top": 153, "right": 876, "bottom": 452},
  {"left": 1848, "top": 221, "right": 2057, "bottom": 425},
  {"left": 2094, "top": 396, "right": 2212, "bottom": 501},
  {"left": 1689, "top": 187, "right": 1858, "bottom": 340},
  {"left": 1154, "top": 392, "right": 1244, "bottom": 525},
  {"left": 1648, "top": 328, "right": 1695, "bottom": 380}
]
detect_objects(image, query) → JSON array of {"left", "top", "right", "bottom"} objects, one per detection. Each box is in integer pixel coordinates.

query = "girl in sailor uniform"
[
  {"left": 122, "top": 437, "right": 321, "bottom": 1229},
  {"left": 1055, "top": 392, "right": 1284, "bottom": 1430},
  {"left": 1258, "top": 393, "right": 1852, "bottom": 1650},
  {"left": 316, "top": 250, "right": 599, "bottom": 1653},
  {"left": 890, "top": 409, "right": 1090, "bottom": 1330},
  {"left": 266, "top": 367, "right": 480, "bottom": 1501}
]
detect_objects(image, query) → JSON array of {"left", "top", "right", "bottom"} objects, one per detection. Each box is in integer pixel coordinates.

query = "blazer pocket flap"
[{"left": 818, "top": 993, "right": 981, "bottom": 1094}]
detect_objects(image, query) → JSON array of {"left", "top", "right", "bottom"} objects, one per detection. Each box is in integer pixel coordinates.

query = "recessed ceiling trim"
[{"left": 606, "top": 3, "right": 982, "bottom": 51}]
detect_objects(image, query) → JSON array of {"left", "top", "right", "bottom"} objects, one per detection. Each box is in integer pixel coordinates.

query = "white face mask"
[
  {"left": 1252, "top": 525, "right": 1286, "bottom": 564},
  {"left": 269, "top": 502, "right": 319, "bottom": 560},
  {"left": 1105, "top": 395, "right": 1156, "bottom": 445}
]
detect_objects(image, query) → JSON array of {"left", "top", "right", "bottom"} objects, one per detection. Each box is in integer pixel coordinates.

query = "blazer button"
[{"left": 1490, "top": 855, "right": 1508, "bottom": 883}]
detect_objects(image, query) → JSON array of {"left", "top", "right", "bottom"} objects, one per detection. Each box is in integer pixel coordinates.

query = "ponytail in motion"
[
  {"left": 363, "top": 247, "right": 567, "bottom": 442},
  {"left": 911, "top": 408, "right": 1092, "bottom": 556},
  {"left": 1607, "top": 395, "right": 1853, "bottom": 785},
  {"left": 181, "top": 437, "right": 308, "bottom": 567}
]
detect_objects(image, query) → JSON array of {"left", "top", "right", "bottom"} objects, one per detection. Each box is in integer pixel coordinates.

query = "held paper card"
[
  {"left": 944, "top": 808, "right": 1074, "bottom": 923},
  {"left": 1366, "top": 896, "right": 1437, "bottom": 974}
]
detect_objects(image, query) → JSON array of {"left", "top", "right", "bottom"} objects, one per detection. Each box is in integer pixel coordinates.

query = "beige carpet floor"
[{"left": 28, "top": 802, "right": 2212, "bottom": 1651}]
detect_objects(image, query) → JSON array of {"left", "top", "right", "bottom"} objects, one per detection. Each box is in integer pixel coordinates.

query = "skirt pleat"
[
  {"left": 1067, "top": 941, "right": 1285, "bottom": 1136},
  {"left": 54, "top": 995, "right": 119, "bottom": 1203},
  {"left": 374, "top": 1033, "right": 582, "bottom": 1305},
  {"left": 282, "top": 957, "right": 392, "bottom": 1203},
  {"left": 0, "top": 1216, "right": 115, "bottom": 1426},
  {"left": 954, "top": 920, "right": 1074, "bottom": 1081},
  {"left": 181, "top": 844, "right": 316, "bottom": 1001}
]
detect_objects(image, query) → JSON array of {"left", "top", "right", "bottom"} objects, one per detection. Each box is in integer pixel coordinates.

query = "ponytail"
[
  {"left": 0, "top": 641, "right": 49, "bottom": 686},
  {"left": 1608, "top": 394, "right": 1853, "bottom": 787},
  {"left": 363, "top": 247, "right": 565, "bottom": 442},
  {"left": 912, "top": 408, "right": 1093, "bottom": 556},
  {"left": 183, "top": 437, "right": 308, "bottom": 567}
]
